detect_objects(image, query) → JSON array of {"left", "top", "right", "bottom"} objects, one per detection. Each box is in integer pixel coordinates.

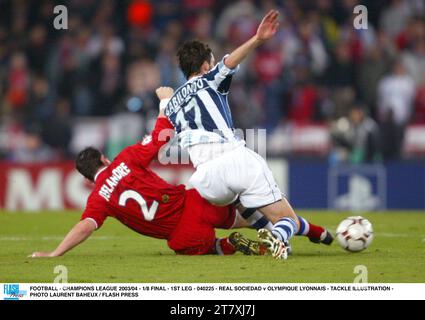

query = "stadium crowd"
[{"left": 0, "top": 0, "right": 424, "bottom": 163}]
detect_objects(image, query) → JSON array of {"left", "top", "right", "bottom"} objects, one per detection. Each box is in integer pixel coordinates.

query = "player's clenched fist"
[{"left": 156, "top": 87, "right": 174, "bottom": 101}]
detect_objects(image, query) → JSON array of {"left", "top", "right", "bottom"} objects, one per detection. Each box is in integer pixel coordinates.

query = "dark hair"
[
  {"left": 350, "top": 101, "right": 367, "bottom": 112},
  {"left": 76, "top": 147, "right": 103, "bottom": 181},
  {"left": 177, "top": 40, "right": 212, "bottom": 79}
]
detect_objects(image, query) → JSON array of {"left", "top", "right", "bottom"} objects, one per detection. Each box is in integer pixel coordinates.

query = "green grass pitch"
[{"left": 0, "top": 211, "right": 424, "bottom": 283}]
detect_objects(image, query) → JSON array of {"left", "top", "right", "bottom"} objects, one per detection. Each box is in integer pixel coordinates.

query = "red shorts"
[{"left": 167, "top": 189, "right": 236, "bottom": 255}]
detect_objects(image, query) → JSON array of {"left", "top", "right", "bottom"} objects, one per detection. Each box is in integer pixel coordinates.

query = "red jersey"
[{"left": 81, "top": 117, "right": 186, "bottom": 239}]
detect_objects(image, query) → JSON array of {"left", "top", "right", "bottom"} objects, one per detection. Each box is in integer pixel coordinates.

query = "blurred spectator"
[
  {"left": 288, "top": 66, "right": 321, "bottom": 124},
  {"left": 356, "top": 37, "right": 393, "bottom": 117},
  {"left": 41, "top": 98, "right": 72, "bottom": 158},
  {"left": 125, "top": 58, "right": 160, "bottom": 119},
  {"left": 323, "top": 41, "right": 355, "bottom": 118},
  {"left": 380, "top": 0, "right": 413, "bottom": 38},
  {"left": 26, "top": 24, "right": 49, "bottom": 74},
  {"left": 414, "top": 86, "right": 425, "bottom": 123},
  {"left": 154, "top": 1, "right": 181, "bottom": 30},
  {"left": 330, "top": 103, "right": 381, "bottom": 164},
  {"left": 27, "top": 74, "right": 55, "bottom": 121},
  {"left": 377, "top": 61, "right": 416, "bottom": 126},
  {"left": 283, "top": 17, "right": 328, "bottom": 75},
  {"left": 401, "top": 39, "right": 425, "bottom": 86},
  {"left": 0, "top": 0, "right": 424, "bottom": 161},
  {"left": 192, "top": 10, "right": 215, "bottom": 42},
  {"left": 377, "top": 61, "right": 417, "bottom": 160},
  {"left": 379, "top": 109, "right": 404, "bottom": 160},
  {"left": 215, "top": 0, "right": 258, "bottom": 44},
  {"left": 156, "top": 35, "right": 185, "bottom": 88},
  {"left": 396, "top": 16, "right": 425, "bottom": 51},
  {"left": 87, "top": 25, "right": 125, "bottom": 58},
  {"left": 5, "top": 52, "right": 30, "bottom": 114},
  {"left": 8, "top": 126, "right": 56, "bottom": 163},
  {"left": 92, "top": 52, "right": 123, "bottom": 115}
]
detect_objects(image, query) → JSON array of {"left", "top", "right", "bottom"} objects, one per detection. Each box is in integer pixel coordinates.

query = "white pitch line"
[
  {"left": 376, "top": 233, "right": 410, "bottom": 238},
  {"left": 0, "top": 236, "right": 114, "bottom": 241},
  {"left": 0, "top": 237, "right": 28, "bottom": 241},
  {"left": 375, "top": 233, "right": 425, "bottom": 238},
  {"left": 329, "top": 231, "right": 419, "bottom": 238},
  {"left": 41, "top": 236, "right": 111, "bottom": 241}
]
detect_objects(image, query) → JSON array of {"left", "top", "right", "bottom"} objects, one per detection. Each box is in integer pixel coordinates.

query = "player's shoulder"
[
  {"left": 168, "top": 79, "right": 194, "bottom": 99},
  {"left": 113, "top": 144, "right": 140, "bottom": 162},
  {"left": 85, "top": 186, "right": 108, "bottom": 210}
]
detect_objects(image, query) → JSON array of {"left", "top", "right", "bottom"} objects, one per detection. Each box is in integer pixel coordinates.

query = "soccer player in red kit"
[
  {"left": 29, "top": 88, "right": 241, "bottom": 257},
  {"left": 30, "top": 87, "right": 331, "bottom": 258}
]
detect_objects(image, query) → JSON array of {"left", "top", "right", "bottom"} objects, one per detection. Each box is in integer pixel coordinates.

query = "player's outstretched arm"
[
  {"left": 156, "top": 86, "right": 174, "bottom": 118},
  {"left": 130, "top": 86, "right": 175, "bottom": 167},
  {"left": 29, "top": 219, "right": 96, "bottom": 258},
  {"left": 224, "top": 9, "right": 279, "bottom": 69}
]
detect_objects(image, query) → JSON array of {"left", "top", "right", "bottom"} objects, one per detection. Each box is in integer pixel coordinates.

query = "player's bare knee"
[{"left": 258, "top": 200, "right": 298, "bottom": 224}]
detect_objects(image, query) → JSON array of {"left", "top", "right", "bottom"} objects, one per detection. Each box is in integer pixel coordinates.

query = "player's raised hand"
[
  {"left": 256, "top": 10, "right": 280, "bottom": 42},
  {"left": 156, "top": 87, "right": 174, "bottom": 101}
]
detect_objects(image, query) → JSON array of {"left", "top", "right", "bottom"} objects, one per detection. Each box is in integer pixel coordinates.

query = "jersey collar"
[{"left": 94, "top": 166, "right": 108, "bottom": 182}]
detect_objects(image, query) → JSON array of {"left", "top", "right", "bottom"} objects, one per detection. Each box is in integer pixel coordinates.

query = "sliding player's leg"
[
  {"left": 234, "top": 206, "right": 273, "bottom": 231},
  {"left": 230, "top": 206, "right": 287, "bottom": 256},
  {"left": 233, "top": 204, "right": 333, "bottom": 254},
  {"left": 257, "top": 198, "right": 299, "bottom": 245},
  {"left": 168, "top": 220, "right": 237, "bottom": 255},
  {"left": 235, "top": 204, "right": 331, "bottom": 242},
  {"left": 232, "top": 152, "right": 299, "bottom": 258},
  {"left": 297, "top": 215, "right": 334, "bottom": 245},
  {"left": 188, "top": 145, "right": 316, "bottom": 258},
  {"left": 168, "top": 189, "right": 238, "bottom": 255}
]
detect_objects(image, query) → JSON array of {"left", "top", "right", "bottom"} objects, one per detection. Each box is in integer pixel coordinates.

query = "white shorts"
[{"left": 189, "top": 145, "right": 282, "bottom": 208}]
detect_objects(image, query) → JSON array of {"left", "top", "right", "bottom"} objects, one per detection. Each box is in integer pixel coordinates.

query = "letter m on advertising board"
[{"left": 0, "top": 163, "right": 90, "bottom": 211}]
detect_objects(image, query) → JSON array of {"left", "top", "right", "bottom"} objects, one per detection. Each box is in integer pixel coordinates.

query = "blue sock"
[
  {"left": 240, "top": 208, "right": 273, "bottom": 231},
  {"left": 296, "top": 215, "right": 310, "bottom": 236}
]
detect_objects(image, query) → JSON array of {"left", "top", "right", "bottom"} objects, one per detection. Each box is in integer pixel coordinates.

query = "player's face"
[
  {"left": 209, "top": 54, "right": 215, "bottom": 71},
  {"left": 199, "top": 54, "right": 215, "bottom": 75},
  {"left": 100, "top": 154, "right": 111, "bottom": 166}
]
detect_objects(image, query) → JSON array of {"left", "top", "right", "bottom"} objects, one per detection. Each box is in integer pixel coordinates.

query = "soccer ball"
[{"left": 336, "top": 216, "right": 374, "bottom": 252}]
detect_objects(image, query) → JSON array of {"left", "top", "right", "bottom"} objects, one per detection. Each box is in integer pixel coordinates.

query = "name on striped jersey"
[{"left": 165, "top": 79, "right": 205, "bottom": 115}]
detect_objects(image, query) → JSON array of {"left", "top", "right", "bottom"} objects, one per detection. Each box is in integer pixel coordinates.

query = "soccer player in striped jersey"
[
  {"left": 29, "top": 87, "right": 331, "bottom": 259},
  {"left": 164, "top": 10, "right": 332, "bottom": 259}
]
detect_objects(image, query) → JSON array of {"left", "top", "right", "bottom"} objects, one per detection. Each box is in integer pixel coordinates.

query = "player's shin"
[{"left": 238, "top": 208, "right": 324, "bottom": 240}]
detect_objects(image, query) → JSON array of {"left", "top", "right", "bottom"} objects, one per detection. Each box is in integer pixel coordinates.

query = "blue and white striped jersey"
[{"left": 164, "top": 56, "right": 241, "bottom": 149}]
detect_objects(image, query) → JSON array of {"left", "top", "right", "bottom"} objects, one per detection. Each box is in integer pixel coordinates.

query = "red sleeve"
[
  {"left": 130, "top": 117, "right": 175, "bottom": 167},
  {"left": 80, "top": 195, "right": 108, "bottom": 230}
]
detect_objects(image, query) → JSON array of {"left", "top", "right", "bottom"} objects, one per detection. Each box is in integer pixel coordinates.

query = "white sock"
[{"left": 272, "top": 217, "right": 298, "bottom": 242}]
